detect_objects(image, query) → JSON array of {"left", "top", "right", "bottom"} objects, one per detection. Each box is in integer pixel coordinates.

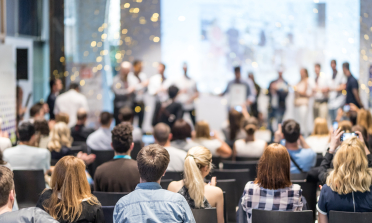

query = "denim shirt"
[{"left": 114, "top": 182, "right": 196, "bottom": 223}]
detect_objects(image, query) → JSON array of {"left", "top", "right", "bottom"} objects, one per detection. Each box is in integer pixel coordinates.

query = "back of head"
[
  {"left": 48, "top": 122, "right": 72, "bottom": 152},
  {"left": 100, "top": 112, "right": 113, "bottom": 126},
  {"left": 282, "top": 119, "right": 300, "bottom": 143},
  {"left": 137, "top": 144, "right": 170, "bottom": 182},
  {"left": 119, "top": 107, "right": 134, "bottom": 122},
  {"left": 153, "top": 123, "right": 170, "bottom": 145},
  {"left": 171, "top": 119, "right": 191, "bottom": 141},
  {"left": 69, "top": 82, "right": 80, "bottom": 91},
  {"left": 339, "top": 120, "right": 352, "bottom": 133},
  {"left": 255, "top": 143, "right": 291, "bottom": 190},
  {"left": 0, "top": 166, "right": 14, "bottom": 208},
  {"left": 342, "top": 62, "right": 350, "bottom": 71},
  {"left": 45, "top": 156, "right": 98, "bottom": 222},
  {"left": 30, "top": 103, "right": 43, "bottom": 118},
  {"left": 228, "top": 109, "right": 243, "bottom": 140},
  {"left": 77, "top": 108, "right": 87, "bottom": 121},
  {"left": 195, "top": 121, "right": 211, "bottom": 139},
  {"left": 184, "top": 146, "right": 212, "bottom": 208},
  {"left": 18, "top": 122, "right": 35, "bottom": 142},
  {"left": 357, "top": 109, "right": 372, "bottom": 134},
  {"left": 243, "top": 117, "right": 258, "bottom": 136},
  {"left": 34, "top": 119, "right": 50, "bottom": 136},
  {"left": 111, "top": 122, "right": 133, "bottom": 153},
  {"left": 312, "top": 118, "right": 329, "bottom": 136},
  {"left": 168, "top": 85, "right": 179, "bottom": 99},
  {"left": 327, "top": 137, "right": 372, "bottom": 194},
  {"left": 55, "top": 113, "right": 70, "bottom": 124}
]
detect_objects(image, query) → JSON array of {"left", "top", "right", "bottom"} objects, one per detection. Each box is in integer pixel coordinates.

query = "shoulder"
[
  {"left": 206, "top": 184, "right": 224, "bottom": 196},
  {"left": 168, "top": 180, "right": 183, "bottom": 192},
  {"left": 244, "top": 181, "right": 258, "bottom": 190}
]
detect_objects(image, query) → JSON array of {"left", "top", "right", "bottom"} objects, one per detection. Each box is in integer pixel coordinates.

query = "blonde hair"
[
  {"left": 311, "top": 118, "right": 329, "bottom": 136},
  {"left": 357, "top": 109, "right": 372, "bottom": 135},
  {"left": 327, "top": 137, "right": 372, "bottom": 194},
  {"left": 338, "top": 120, "right": 352, "bottom": 133},
  {"left": 184, "top": 146, "right": 212, "bottom": 208},
  {"left": 48, "top": 122, "right": 72, "bottom": 152},
  {"left": 55, "top": 113, "right": 70, "bottom": 125},
  {"left": 195, "top": 121, "right": 211, "bottom": 139}
]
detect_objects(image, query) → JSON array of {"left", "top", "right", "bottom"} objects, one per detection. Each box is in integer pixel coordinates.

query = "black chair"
[
  {"left": 252, "top": 209, "right": 313, "bottom": 223},
  {"left": 102, "top": 206, "right": 115, "bottom": 223},
  {"left": 291, "top": 174, "right": 317, "bottom": 220},
  {"left": 329, "top": 211, "right": 372, "bottom": 223},
  {"left": 160, "top": 179, "right": 173, "bottom": 189},
  {"left": 235, "top": 157, "right": 260, "bottom": 162},
  {"left": 192, "top": 208, "right": 218, "bottom": 223},
  {"left": 131, "top": 142, "right": 142, "bottom": 160},
  {"left": 51, "top": 159, "right": 59, "bottom": 166},
  {"left": 163, "top": 171, "right": 183, "bottom": 181},
  {"left": 90, "top": 150, "right": 115, "bottom": 177},
  {"left": 212, "top": 156, "right": 223, "bottom": 169},
  {"left": 216, "top": 179, "right": 237, "bottom": 223},
  {"left": 222, "top": 161, "right": 258, "bottom": 181},
  {"left": 93, "top": 191, "right": 129, "bottom": 206},
  {"left": 13, "top": 170, "right": 46, "bottom": 208}
]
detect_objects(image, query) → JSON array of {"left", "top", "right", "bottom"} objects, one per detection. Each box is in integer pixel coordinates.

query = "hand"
[
  {"left": 209, "top": 177, "right": 217, "bottom": 186},
  {"left": 349, "top": 103, "right": 360, "bottom": 112},
  {"left": 274, "top": 124, "right": 283, "bottom": 143},
  {"left": 329, "top": 128, "right": 343, "bottom": 154},
  {"left": 77, "top": 152, "right": 96, "bottom": 165}
]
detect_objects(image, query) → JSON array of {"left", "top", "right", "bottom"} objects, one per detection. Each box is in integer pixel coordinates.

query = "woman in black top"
[{"left": 47, "top": 122, "right": 74, "bottom": 160}]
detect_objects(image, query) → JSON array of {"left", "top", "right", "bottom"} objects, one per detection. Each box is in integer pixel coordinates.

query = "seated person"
[
  {"left": 170, "top": 119, "right": 199, "bottom": 151},
  {"left": 168, "top": 146, "right": 224, "bottom": 223},
  {"left": 37, "top": 156, "right": 104, "bottom": 223},
  {"left": 221, "top": 109, "right": 247, "bottom": 147},
  {"left": 113, "top": 144, "right": 195, "bottom": 222},
  {"left": 154, "top": 123, "right": 187, "bottom": 171},
  {"left": 87, "top": 112, "right": 113, "bottom": 150},
  {"left": 19, "top": 103, "right": 45, "bottom": 126},
  {"left": 305, "top": 118, "right": 330, "bottom": 154},
  {"left": 191, "top": 121, "right": 232, "bottom": 158},
  {"left": 233, "top": 117, "right": 267, "bottom": 159},
  {"left": 118, "top": 107, "right": 142, "bottom": 143},
  {"left": 70, "top": 108, "right": 94, "bottom": 143},
  {"left": 55, "top": 113, "right": 69, "bottom": 125},
  {"left": 0, "top": 166, "right": 58, "bottom": 223},
  {"left": 34, "top": 119, "right": 50, "bottom": 149},
  {"left": 239, "top": 143, "right": 303, "bottom": 223},
  {"left": 48, "top": 122, "right": 74, "bottom": 161},
  {"left": 4, "top": 122, "right": 50, "bottom": 172},
  {"left": 318, "top": 133, "right": 372, "bottom": 223},
  {"left": 94, "top": 122, "right": 140, "bottom": 192}
]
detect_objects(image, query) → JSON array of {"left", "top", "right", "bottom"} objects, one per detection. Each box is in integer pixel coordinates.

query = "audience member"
[
  {"left": 192, "top": 121, "right": 232, "bottom": 158},
  {"left": 37, "top": 156, "right": 104, "bottom": 222},
  {"left": 233, "top": 117, "right": 267, "bottom": 159},
  {"left": 168, "top": 146, "right": 224, "bottom": 223},
  {"left": 113, "top": 144, "right": 195, "bottom": 222},
  {"left": 47, "top": 122, "right": 74, "bottom": 161},
  {"left": 238, "top": 143, "right": 303, "bottom": 223},
  {"left": 94, "top": 122, "right": 140, "bottom": 192},
  {"left": 47, "top": 79, "right": 63, "bottom": 120},
  {"left": 87, "top": 112, "right": 113, "bottom": 150},
  {"left": 170, "top": 119, "right": 199, "bottom": 151},
  {"left": 338, "top": 120, "right": 352, "bottom": 133},
  {"left": 305, "top": 118, "right": 330, "bottom": 154},
  {"left": 34, "top": 119, "right": 50, "bottom": 148},
  {"left": 70, "top": 108, "right": 94, "bottom": 143},
  {"left": 317, "top": 135, "right": 372, "bottom": 223},
  {"left": 4, "top": 123, "right": 50, "bottom": 172},
  {"left": 19, "top": 103, "right": 45, "bottom": 126},
  {"left": 55, "top": 113, "right": 69, "bottom": 125},
  {"left": 0, "top": 150, "right": 11, "bottom": 170},
  {"left": 222, "top": 109, "right": 246, "bottom": 147},
  {"left": 0, "top": 166, "right": 58, "bottom": 222},
  {"left": 118, "top": 107, "right": 142, "bottom": 142},
  {"left": 54, "top": 82, "right": 89, "bottom": 127},
  {"left": 352, "top": 125, "right": 370, "bottom": 149},
  {"left": 357, "top": 109, "right": 372, "bottom": 149},
  {"left": 153, "top": 123, "right": 187, "bottom": 171}
]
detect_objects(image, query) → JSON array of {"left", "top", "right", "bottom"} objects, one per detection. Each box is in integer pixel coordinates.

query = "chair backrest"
[
  {"left": 212, "top": 156, "right": 223, "bottom": 169},
  {"left": 163, "top": 171, "right": 183, "bottom": 181},
  {"left": 235, "top": 157, "right": 260, "bottom": 162},
  {"left": 252, "top": 209, "right": 313, "bottom": 223},
  {"left": 130, "top": 142, "right": 142, "bottom": 160},
  {"left": 222, "top": 161, "right": 258, "bottom": 181},
  {"left": 291, "top": 174, "right": 317, "bottom": 219},
  {"left": 160, "top": 179, "right": 173, "bottom": 189},
  {"left": 102, "top": 206, "right": 115, "bottom": 223},
  {"left": 216, "top": 179, "right": 237, "bottom": 222},
  {"left": 13, "top": 170, "right": 46, "bottom": 208},
  {"left": 93, "top": 191, "right": 129, "bottom": 206},
  {"left": 192, "top": 208, "right": 218, "bottom": 223},
  {"left": 90, "top": 150, "right": 115, "bottom": 177},
  {"left": 329, "top": 211, "right": 372, "bottom": 223}
]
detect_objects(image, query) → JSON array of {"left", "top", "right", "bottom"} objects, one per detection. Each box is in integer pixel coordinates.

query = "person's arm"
[
  {"left": 241, "top": 104, "right": 250, "bottom": 119},
  {"left": 318, "top": 213, "right": 328, "bottom": 223},
  {"left": 214, "top": 132, "right": 232, "bottom": 158},
  {"left": 220, "top": 82, "right": 230, "bottom": 96},
  {"left": 246, "top": 81, "right": 256, "bottom": 104},
  {"left": 298, "top": 135, "right": 311, "bottom": 149},
  {"left": 215, "top": 188, "right": 225, "bottom": 223},
  {"left": 352, "top": 88, "right": 363, "bottom": 108},
  {"left": 331, "top": 83, "right": 346, "bottom": 92},
  {"left": 273, "top": 124, "right": 283, "bottom": 143}
]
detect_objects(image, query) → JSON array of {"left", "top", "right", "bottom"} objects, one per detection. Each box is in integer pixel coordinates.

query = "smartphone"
[
  {"left": 332, "top": 121, "right": 338, "bottom": 130},
  {"left": 343, "top": 104, "right": 350, "bottom": 112},
  {"left": 234, "top": 106, "right": 242, "bottom": 112},
  {"left": 340, "top": 132, "right": 357, "bottom": 141}
]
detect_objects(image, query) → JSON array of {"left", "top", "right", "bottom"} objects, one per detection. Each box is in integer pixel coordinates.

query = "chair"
[
  {"left": 160, "top": 179, "right": 173, "bottom": 189},
  {"left": 13, "top": 170, "right": 46, "bottom": 208},
  {"left": 212, "top": 156, "right": 223, "bottom": 169},
  {"left": 291, "top": 174, "right": 317, "bottom": 219},
  {"left": 252, "top": 209, "right": 313, "bottom": 223},
  {"left": 90, "top": 150, "right": 115, "bottom": 177},
  {"left": 216, "top": 179, "right": 237, "bottom": 223},
  {"left": 329, "top": 211, "right": 372, "bottom": 223},
  {"left": 235, "top": 157, "right": 260, "bottom": 162},
  {"left": 93, "top": 191, "right": 129, "bottom": 206},
  {"left": 192, "top": 208, "right": 218, "bottom": 223},
  {"left": 131, "top": 142, "right": 142, "bottom": 160},
  {"left": 222, "top": 160, "right": 258, "bottom": 181},
  {"left": 163, "top": 171, "right": 183, "bottom": 181},
  {"left": 102, "top": 206, "right": 115, "bottom": 223}
]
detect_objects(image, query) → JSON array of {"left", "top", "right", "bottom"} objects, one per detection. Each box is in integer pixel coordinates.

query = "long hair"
[
  {"left": 42, "top": 156, "right": 100, "bottom": 222},
  {"left": 48, "top": 122, "right": 72, "bottom": 152},
  {"left": 184, "top": 146, "right": 212, "bottom": 208},
  {"left": 228, "top": 109, "right": 243, "bottom": 140},
  {"left": 311, "top": 118, "right": 329, "bottom": 136},
  {"left": 357, "top": 109, "right": 372, "bottom": 135},
  {"left": 327, "top": 137, "right": 372, "bottom": 195},
  {"left": 195, "top": 121, "right": 211, "bottom": 139},
  {"left": 255, "top": 143, "right": 292, "bottom": 189}
]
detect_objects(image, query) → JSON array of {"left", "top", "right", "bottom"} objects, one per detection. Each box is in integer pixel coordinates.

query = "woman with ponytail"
[{"left": 168, "top": 146, "right": 224, "bottom": 223}]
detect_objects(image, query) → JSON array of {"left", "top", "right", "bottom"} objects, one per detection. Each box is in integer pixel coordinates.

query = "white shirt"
[
  {"left": 54, "top": 89, "right": 89, "bottom": 127},
  {"left": 3, "top": 145, "right": 51, "bottom": 172},
  {"left": 243, "top": 78, "right": 257, "bottom": 103},
  {"left": 0, "top": 137, "right": 12, "bottom": 152},
  {"left": 234, "top": 139, "right": 266, "bottom": 158},
  {"left": 164, "top": 146, "right": 187, "bottom": 171},
  {"left": 305, "top": 135, "right": 329, "bottom": 154},
  {"left": 133, "top": 127, "right": 142, "bottom": 142},
  {"left": 191, "top": 138, "right": 222, "bottom": 156},
  {"left": 87, "top": 127, "right": 112, "bottom": 150},
  {"left": 127, "top": 72, "right": 148, "bottom": 102},
  {"left": 175, "top": 75, "right": 198, "bottom": 111},
  {"left": 314, "top": 74, "right": 330, "bottom": 101},
  {"left": 148, "top": 74, "right": 173, "bottom": 102},
  {"left": 328, "top": 71, "right": 347, "bottom": 109}
]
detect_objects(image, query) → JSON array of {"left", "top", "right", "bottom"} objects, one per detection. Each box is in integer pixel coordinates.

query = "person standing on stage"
[
  {"left": 267, "top": 68, "right": 289, "bottom": 132},
  {"left": 248, "top": 72, "right": 260, "bottom": 118},
  {"left": 328, "top": 60, "right": 346, "bottom": 122},
  {"left": 175, "top": 63, "right": 199, "bottom": 126},
  {"left": 127, "top": 60, "right": 149, "bottom": 129},
  {"left": 112, "top": 61, "right": 135, "bottom": 126},
  {"left": 313, "top": 63, "right": 329, "bottom": 120},
  {"left": 148, "top": 62, "right": 173, "bottom": 102},
  {"left": 344, "top": 62, "right": 363, "bottom": 108},
  {"left": 47, "top": 79, "right": 63, "bottom": 120}
]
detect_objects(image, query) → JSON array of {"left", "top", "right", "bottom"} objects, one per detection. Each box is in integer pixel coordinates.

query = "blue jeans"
[{"left": 268, "top": 107, "right": 285, "bottom": 132}]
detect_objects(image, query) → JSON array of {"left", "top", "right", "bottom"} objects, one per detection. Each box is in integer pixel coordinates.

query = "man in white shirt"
[
  {"left": 18, "top": 103, "right": 45, "bottom": 126},
  {"left": 313, "top": 63, "right": 329, "bottom": 120},
  {"left": 328, "top": 60, "right": 347, "bottom": 122},
  {"left": 148, "top": 63, "right": 173, "bottom": 102},
  {"left": 87, "top": 112, "right": 113, "bottom": 151},
  {"left": 153, "top": 123, "right": 186, "bottom": 171},
  {"left": 3, "top": 122, "right": 50, "bottom": 172},
  {"left": 54, "top": 82, "right": 89, "bottom": 127}
]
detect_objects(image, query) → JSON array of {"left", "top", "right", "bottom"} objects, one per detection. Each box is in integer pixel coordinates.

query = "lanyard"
[{"left": 114, "top": 155, "right": 132, "bottom": 159}]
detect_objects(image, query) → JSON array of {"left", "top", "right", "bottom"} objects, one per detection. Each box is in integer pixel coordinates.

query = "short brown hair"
[
  {"left": 153, "top": 123, "right": 170, "bottom": 144},
  {"left": 55, "top": 113, "right": 70, "bottom": 124},
  {"left": 137, "top": 144, "right": 170, "bottom": 182},
  {"left": 111, "top": 122, "right": 133, "bottom": 153},
  {"left": 171, "top": 119, "right": 191, "bottom": 140},
  {"left": 255, "top": 143, "right": 292, "bottom": 190},
  {"left": 0, "top": 166, "right": 14, "bottom": 207}
]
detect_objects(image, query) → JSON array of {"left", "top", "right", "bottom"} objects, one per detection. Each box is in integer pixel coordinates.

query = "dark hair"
[
  {"left": 282, "top": 119, "right": 300, "bottom": 143},
  {"left": 315, "top": 63, "right": 321, "bottom": 68},
  {"left": 34, "top": 119, "right": 50, "bottom": 135},
  {"left": 18, "top": 122, "right": 35, "bottom": 142},
  {"left": 228, "top": 109, "right": 243, "bottom": 140},
  {"left": 168, "top": 85, "right": 179, "bottom": 99},
  {"left": 331, "top": 60, "right": 336, "bottom": 65},
  {"left": 243, "top": 117, "right": 259, "bottom": 135},
  {"left": 119, "top": 107, "right": 133, "bottom": 122},
  {"left": 133, "top": 60, "right": 142, "bottom": 67},
  {"left": 234, "top": 66, "right": 241, "bottom": 73},
  {"left": 100, "top": 112, "right": 113, "bottom": 126},
  {"left": 154, "top": 123, "right": 170, "bottom": 144},
  {"left": 342, "top": 62, "right": 350, "bottom": 70},
  {"left": 55, "top": 113, "right": 69, "bottom": 124},
  {"left": 0, "top": 166, "right": 14, "bottom": 207},
  {"left": 159, "top": 62, "right": 166, "bottom": 70},
  {"left": 30, "top": 103, "right": 43, "bottom": 117},
  {"left": 171, "top": 119, "right": 192, "bottom": 140},
  {"left": 111, "top": 122, "right": 133, "bottom": 153},
  {"left": 137, "top": 144, "right": 170, "bottom": 182},
  {"left": 49, "top": 79, "right": 57, "bottom": 90},
  {"left": 69, "top": 82, "right": 80, "bottom": 90},
  {"left": 77, "top": 111, "right": 87, "bottom": 121},
  {"left": 302, "top": 68, "right": 309, "bottom": 77}
]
